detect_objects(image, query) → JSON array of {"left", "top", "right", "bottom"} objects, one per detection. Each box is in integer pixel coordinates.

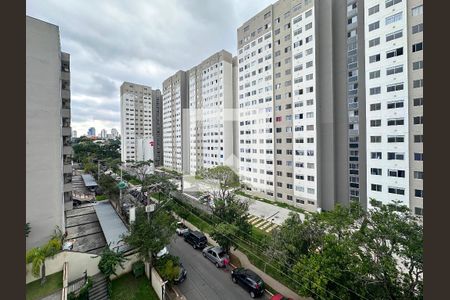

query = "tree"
[
  {"left": 129, "top": 160, "right": 154, "bottom": 183},
  {"left": 210, "top": 222, "right": 239, "bottom": 253},
  {"left": 98, "top": 244, "right": 127, "bottom": 278},
  {"left": 25, "top": 222, "right": 31, "bottom": 238},
  {"left": 154, "top": 254, "right": 181, "bottom": 284},
  {"left": 98, "top": 174, "right": 120, "bottom": 200},
  {"left": 142, "top": 173, "right": 178, "bottom": 200},
  {"left": 26, "top": 238, "right": 61, "bottom": 285},
  {"left": 203, "top": 166, "right": 240, "bottom": 200},
  {"left": 211, "top": 193, "right": 251, "bottom": 236},
  {"left": 122, "top": 207, "right": 176, "bottom": 268}
]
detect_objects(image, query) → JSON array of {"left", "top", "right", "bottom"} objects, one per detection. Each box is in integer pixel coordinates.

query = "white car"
[
  {"left": 156, "top": 246, "right": 169, "bottom": 258},
  {"left": 176, "top": 222, "right": 189, "bottom": 236}
]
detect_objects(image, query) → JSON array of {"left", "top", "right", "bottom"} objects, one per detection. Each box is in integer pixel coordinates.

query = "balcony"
[
  {"left": 61, "top": 108, "right": 71, "bottom": 119},
  {"left": 62, "top": 126, "right": 72, "bottom": 136},
  {"left": 63, "top": 182, "right": 72, "bottom": 192},
  {"left": 62, "top": 89, "right": 70, "bottom": 100},
  {"left": 63, "top": 146, "right": 73, "bottom": 155},
  {"left": 61, "top": 71, "right": 70, "bottom": 81},
  {"left": 63, "top": 164, "right": 72, "bottom": 174}
]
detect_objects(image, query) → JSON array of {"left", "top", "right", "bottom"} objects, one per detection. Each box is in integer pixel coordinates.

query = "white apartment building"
[
  {"left": 364, "top": 0, "right": 423, "bottom": 213},
  {"left": 26, "top": 16, "right": 73, "bottom": 249},
  {"left": 188, "top": 50, "right": 235, "bottom": 175},
  {"left": 120, "top": 82, "right": 162, "bottom": 165},
  {"left": 162, "top": 71, "right": 189, "bottom": 173},
  {"left": 237, "top": 0, "right": 349, "bottom": 212}
]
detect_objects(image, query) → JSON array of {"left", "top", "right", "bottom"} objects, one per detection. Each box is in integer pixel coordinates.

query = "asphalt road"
[{"left": 170, "top": 235, "right": 270, "bottom": 300}]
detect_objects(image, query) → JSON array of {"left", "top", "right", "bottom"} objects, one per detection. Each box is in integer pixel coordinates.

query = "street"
[{"left": 169, "top": 235, "right": 270, "bottom": 300}]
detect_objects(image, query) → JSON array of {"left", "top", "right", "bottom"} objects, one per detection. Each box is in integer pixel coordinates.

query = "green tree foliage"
[
  {"left": 210, "top": 222, "right": 239, "bottom": 253},
  {"left": 129, "top": 160, "right": 153, "bottom": 183},
  {"left": 154, "top": 254, "right": 181, "bottom": 283},
  {"left": 26, "top": 238, "right": 62, "bottom": 284},
  {"left": 98, "top": 174, "right": 120, "bottom": 200},
  {"left": 142, "top": 173, "right": 178, "bottom": 198},
  {"left": 212, "top": 193, "right": 251, "bottom": 237},
  {"left": 203, "top": 166, "right": 240, "bottom": 200},
  {"left": 98, "top": 244, "right": 127, "bottom": 278},
  {"left": 72, "top": 138, "right": 120, "bottom": 165},
  {"left": 122, "top": 207, "right": 176, "bottom": 266},
  {"left": 26, "top": 222, "right": 31, "bottom": 237},
  {"left": 266, "top": 200, "right": 423, "bottom": 299}
]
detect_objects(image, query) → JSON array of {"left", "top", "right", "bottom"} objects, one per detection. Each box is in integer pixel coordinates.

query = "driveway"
[{"left": 169, "top": 235, "right": 270, "bottom": 300}]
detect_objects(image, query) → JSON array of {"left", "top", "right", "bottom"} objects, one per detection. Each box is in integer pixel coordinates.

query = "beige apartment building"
[
  {"left": 26, "top": 16, "right": 73, "bottom": 249},
  {"left": 120, "top": 82, "right": 162, "bottom": 165},
  {"left": 237, "top": 0, "right": 349, "bottom": 212},
  {"left": 188, "top": 50, "right": 235, "bottom": 175}
]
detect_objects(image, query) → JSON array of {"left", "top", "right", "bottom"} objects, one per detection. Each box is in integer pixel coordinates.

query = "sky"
[{"left": 26, "top": 0, "right": 275, "bottom": 137}]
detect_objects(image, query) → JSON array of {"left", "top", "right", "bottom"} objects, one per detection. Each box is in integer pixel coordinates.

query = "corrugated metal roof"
[
  {"left": 81, "top": 174, "right": 98, "bottom": 187},
  {"left": 94, "top": 201, "right": 131, "bottom": 253}
]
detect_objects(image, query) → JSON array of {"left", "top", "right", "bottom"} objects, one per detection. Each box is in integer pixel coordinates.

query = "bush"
[
  {"left": 96, "top": 195, "right": 108, "bottom": 201},
  {"left": 132, "top": 260, "right": 145, "bottom": 278}
]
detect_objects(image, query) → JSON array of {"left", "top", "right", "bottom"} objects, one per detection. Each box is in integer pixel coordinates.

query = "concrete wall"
[
  {"left": 26, "top": 251, "right": 140, "bottom": 284},
  {"left": 26, "top": 16, "right": 64, "bottom": 250},
  {"left": 151, "top": 267, "right": 165, "bottom": 300}
]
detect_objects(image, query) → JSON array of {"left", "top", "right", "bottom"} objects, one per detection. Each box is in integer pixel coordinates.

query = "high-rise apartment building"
[
  {"left": 162, "top": 71, "right": 189, "bottom": 173},
  {"left": 72, "top": 130, "right": 77, "bottom": 138},
  {"left": 237, "top": 0, "right": 349, "bottom": 212},
  {"left": 88, "top": 127, "right": 96, "bottom": 137},
  {"left": 111, "top": 128, "right": 119, "bottom": 139},
  {"left": 100, "top": 129, "right": 107, "bottom": 139},
  {"left": 187, "top": 50, "right": 235, "bottom": 175},
  {"left": 364, "top": 0, "right": 423, "bottom": 215},
  {"left": 26, "top": 16, "right": 73, "bottom": 249},
  {"left": 120, "top": 82, "right": 162, "bottom": 165}
]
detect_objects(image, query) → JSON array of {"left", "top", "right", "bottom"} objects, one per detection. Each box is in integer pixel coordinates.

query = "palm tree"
[{"left": 26, "top": 238, "right": 61, "bottom": 285}]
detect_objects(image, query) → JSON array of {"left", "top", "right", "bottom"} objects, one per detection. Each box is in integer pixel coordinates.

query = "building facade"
[
  {"left": 87, "top": 127, "right": 96, "bottom": 137},
  {"left": 187, "top": 50, "right": 235, "bottom": 175},
  {"left": 237, "top": 0, "right": 349, "bottom": 212},
  {"left": 162, "top": 71, "right": 189, "bottom": 173},
  {"left": 120, "top": 82, "right": 162, "bottom": 165},
  {"left": 26, "top": 16, "right": 73, "bottom": 249},
  {"left": 111, "top": 128, "right": 119, "bottom": 139},
  {"left": 364, "top": 0, "right": 423, "bottom": 215}
]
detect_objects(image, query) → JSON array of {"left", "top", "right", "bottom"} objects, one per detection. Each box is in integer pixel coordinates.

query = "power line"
[{"left": 171, "top": 197, "right": 372, "bottom": 300}]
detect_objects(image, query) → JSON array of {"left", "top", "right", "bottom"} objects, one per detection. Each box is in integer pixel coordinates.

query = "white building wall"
[
  {"left": 26, "top": 16, "right": 64, "bottom": 249},
  {"left": 365, "top": 0, "right": 410, "bottom": 207}
]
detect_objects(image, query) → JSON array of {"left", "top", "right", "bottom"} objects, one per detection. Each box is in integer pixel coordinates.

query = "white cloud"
[{"left": 26, "top": 0, "right": 274, "bottom": 135}]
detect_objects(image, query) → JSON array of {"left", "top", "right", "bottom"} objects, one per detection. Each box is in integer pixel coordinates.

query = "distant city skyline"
[{"left": 26, "top": 0, "right": 275, "bottom": 136}]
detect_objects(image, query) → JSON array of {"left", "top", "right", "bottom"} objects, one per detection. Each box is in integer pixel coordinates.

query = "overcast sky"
[{"left": 27, "top": 0, "right": 274, "bottom": 136}]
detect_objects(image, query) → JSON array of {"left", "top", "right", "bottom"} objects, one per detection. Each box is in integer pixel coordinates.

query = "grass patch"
[
  {"left": 96, "top": 195, "right": 108, "bottom": 201},
  {"left": 26, "top": 271, "right": 63, "bottom": 300},
  {"left": 149, "top": 192, "right": 164, "bottom": 201},
  {"left": 128, "top": 178, "right": 142, "bottom": 186},
  {"left": 111, "top": 273, "right": 159, "bottom": 300}
]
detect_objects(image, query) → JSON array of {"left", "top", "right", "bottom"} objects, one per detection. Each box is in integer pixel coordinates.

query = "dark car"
[
  {"left": 174, "top": 263, "right": 187, "bottom": 284},
  {"left": 231, "top": 268, "right": 265, "bottom": 298},
  {"left": 183, "top": 230, "right": 207, "bottom": 249}
]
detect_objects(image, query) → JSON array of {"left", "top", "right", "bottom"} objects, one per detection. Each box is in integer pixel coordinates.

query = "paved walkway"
[
  {"left": 40, "top": 290, "right": 62, "bottom": 300},
  {"left": 172, "top": 213, "right": 307, "bottom": 300}
]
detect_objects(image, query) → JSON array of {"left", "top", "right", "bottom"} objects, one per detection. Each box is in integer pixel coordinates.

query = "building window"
[
  {"left": 369, "top": 21, "right": 380, "bottom": 32},
  {"left": 371, "top": 184, "right": 382, "bottom": 192},
  {"left": 388, "top": 187, "right": 405, "bottom": 195},
  {"left": 371, "top": 168, "right": 382, "bottom": 176},
  {"left": 370, "top": 119, "right": 382, "bottom": 127},
  {"left": 413, "top": 116, "right": 424, "bottom": 124},
  {"left": 412, "top": 5, "right": 423, "bottom": 16},
  {"left": 388, "top": 169, "right": 406, "bottom": 178},
  {"left": 387, "top": 118, "right": 404, "bottom": 126},
  {"left": 415, "top": 207, "right": 423, "bottom": 216},
  {"left": 386, "top": 30, "right": 403, "bottom": 42},
  {"left": 414, "top": 135, "right": 424, "bottom": 143},
  {"left": 387, "top": 152, "right": 405, "bottom": 160},
  {"left": 414, "top": 98, "right": 424, "bottom": 106},
  {"left": 414, "top": 153, "right": 424, "bottom": 161},
  {"left": 387, "top": 135, "right": 404, "bottom": 143},
  {"left": 413, "top": 79, "right": 424, "bottom": 88},
  {"left": 371, "top": 136, "right": 382, "bottom": 143},
  {"left": 386, "top": 47, "right": 404, "bottom": 58},
  {"left": 387, "top": 83, "right": 404, "bottom": 92},
  {"left": 369, "top": 37, "right": 380, "bottom": 47},
  {"left": 371, "top": 152, "right": 382, "bottom": 159},
  {"left": 412, "top": 23, "right": 424, "bottom": 34},
  {"left": 415, "top": 189, "right": 424, "bottom": 198},
  {"left": 414, "top": 171, "right": 424, "bottom": 180},
  {"left": 370, "top": 87, "right": 381, "bottom": 95},
  {"left": 369, "top": 4, "right": 379, "bottom": 15},
  {"left": 412, "top": 42, "right": 423, "bottom": 52},
  {"left": 386, "top": 65, "right": 403, "bottom": 76},
  {"left": 385, "top": 12, "right": 403, "bottom": 25},
  {"left": 369, "top": 54, "right": 381, "bottom": 63},
  {"left": 386, "top": 0, "right": 402, "bottom": 9},
  {"left": 370, "top": 70, "right": 381, "bottom": 79},
  {"left": 413, "top": 60, "right": 424, "bottom": 70}
]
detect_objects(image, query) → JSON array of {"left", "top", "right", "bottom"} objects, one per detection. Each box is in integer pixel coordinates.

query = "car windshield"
[
  {"left": 200, "top": 237, "right": 207, "bottom": 242},
  {"left": 218, "top": 251, "right": 227, "bottom": 258}
]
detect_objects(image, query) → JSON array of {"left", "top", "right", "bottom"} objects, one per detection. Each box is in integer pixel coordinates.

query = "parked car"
[
  {"left": 174, "top": 262, "right": 187, "bottom": 284},
  {"left": 231, "top": 267, "right": 265, "bottom": 298},
  {"left": 202, "top": 246, "right": 229, "bottom": 268},
  {"left": 155, "top": 246, "right": 169, "bottom": 259},
  {"left": 270, "top": 294, "right": 292, "bottom": 300},
  {"left": 183, "top": 230, "right": 207, "bottom": 249},
  {"left": 176, "top": 222, "right": 189, "bottom": 236}
]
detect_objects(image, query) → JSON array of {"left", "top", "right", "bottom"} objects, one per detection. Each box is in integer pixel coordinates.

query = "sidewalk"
[{"left": 174, "top": 214, "right": 308, "bottom": 300}]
